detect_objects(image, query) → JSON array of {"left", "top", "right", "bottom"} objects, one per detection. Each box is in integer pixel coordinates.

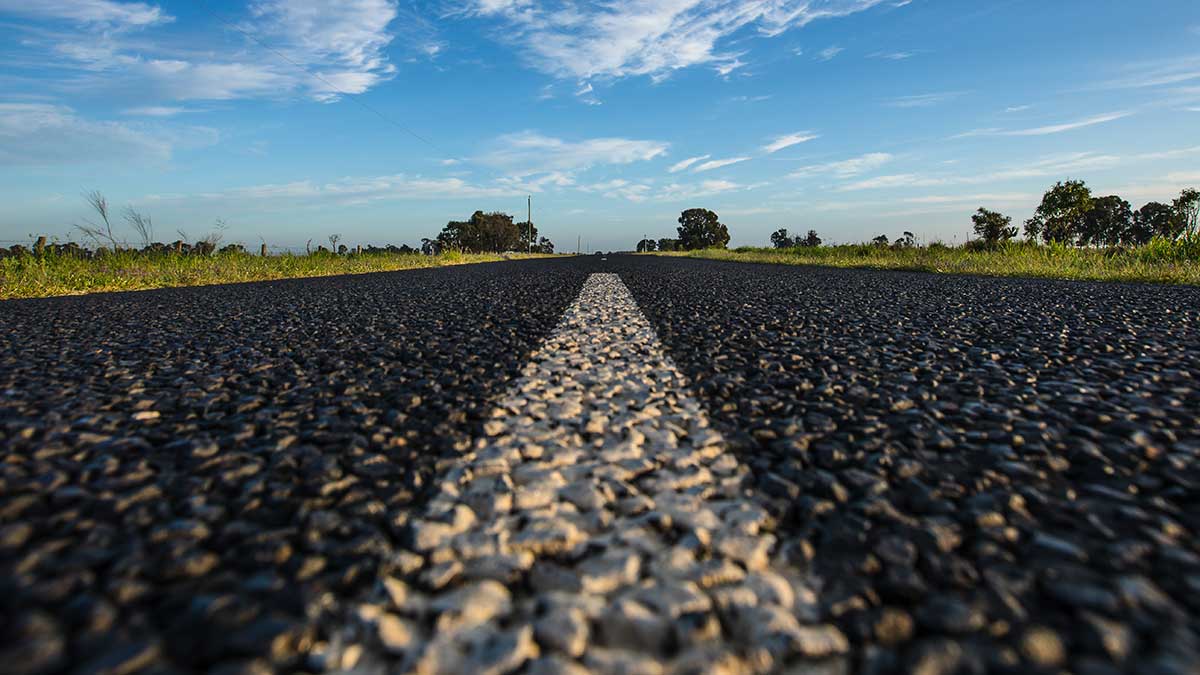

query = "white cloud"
[
  {"left": 249, "top": 0, "right": 400, "bottom": 101},
  {"left": 580, "top": 179, "right": 653, "bottom": 202},
  {"left": 0, "top": 0, "right": 169, "bottom": 28},
  {"left": 956, "top": 111, "right": 1133, "bottom": 138},
  {"left": 788, "top": 152, "right": 893, "bottom": 179},
  {"left": 158, "top": 174, "right": 525, "bottom": 206},
  {"left": 1004, "top": 104, "right": 1032, "bottom": 113},
  {"left": 0, "top": 103, "right": 172, "bottom": 165},
  {"left": 466, "top": 0, "right": 892, "bottom": 82},
  {"left": 816, "top": 46, "right": 844, "bottom": 61},
  {"left": 762, "top": 132, "right": 818, "bottom": 154},
  {"left": 657, "top": 179, "right": 744, "bottom": 201},
  {"left": 122, "top": 106, "right": 198, "bottom": 117},
  {"left": 476, "top": 131, "right": 668, "bottom": 177},
  {"left": 836, "top": 152, "right": 1123, "bottom": 191},
  {"left": 872, "top": 51, "right": 913, "bottom": 60},
  {"left": 886, "top": 91, "right": 964, "bottom": 108},
  {"left": 693, "top": 156, "right": 751, "bottom": 172},
  {"left": 902, "top": 192, "right": 1035, "bottom": 205},
  {"left": 1097, "top": 56, "right": 1200, "bottom": 89},
  {"left": 669, "top": 155, "right": 710, "bottom": 173}
]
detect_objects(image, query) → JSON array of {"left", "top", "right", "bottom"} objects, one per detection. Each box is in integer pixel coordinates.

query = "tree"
[
  {"left": 437, "top": 211, "right": 522, "bottom": 252},
  {"left": 535, "top": 236, "right": 555, "bottom": 254},
  {"left": 515, "top": 221, "right": 539, "bottom": 251},
  {"left": 637, "top": 238, "right": 657, "bottom": 252},
  {"left": 802, "top": 230, "right": 822, "bottom": 247},
  {"left": 1173, "top": 188, "right": 1199, "bottom": 237},
  {"left": 1133, "top": 202, "right": 1180, "bottom": 242},
  {"left": 1025, "top": 180, "right": 1093, "bottom": 244},
  {"left": 421, "top": 238, "right": 441, "bottom": 255},
  {"left": 971, "top": 208, "right": 1017, "bottom": 246},
  {"left": 871, "top": 234, "right": 889, "bottom": 246},
  {"left": 657, "top": 238, "right": 679, "bottom": 252},
  {"left": 1080, "top": 196, "right": 1132, "bottom": 247},
  {"left": 770, "top": 228, "right": 795, "bottom": 249},
  {"left": 676, "top": 208, "right": 730, "bottom": 250},
  {"left": 895, "top": 231, "right": 916, "bottom": 248}
]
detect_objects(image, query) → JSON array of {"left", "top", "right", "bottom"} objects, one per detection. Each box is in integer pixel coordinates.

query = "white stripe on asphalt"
[{"left": 347, "top": 273, "right": 847, "bottom": 674}]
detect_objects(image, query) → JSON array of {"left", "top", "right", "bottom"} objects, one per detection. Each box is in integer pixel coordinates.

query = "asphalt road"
[{"left": 2, "top": 255, "right": 1199, "bottom": 674}]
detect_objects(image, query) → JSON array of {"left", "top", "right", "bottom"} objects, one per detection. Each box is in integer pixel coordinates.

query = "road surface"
[{"left": 2, "top": 255, "right": 1198, "bottom": 673}]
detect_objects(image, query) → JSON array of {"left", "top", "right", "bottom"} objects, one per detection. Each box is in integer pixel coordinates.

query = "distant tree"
[
  {"left": 1133, "top": 202, "right": 1180, "bottom": 242},
  {"left": 895, "top": 231, "right": 916, "bottom": 248},
  {"left": 871, "top": 234, "right": 889, "bottom": 246},
  {"left": 437, "top": 211, "right": 521, "bottom": 252},
  {"left": 420, "top": 237, "right": 440, "bottom": 255},
  {"left": 515, "top": 221, "right": 540, "bottom": 252},
  {"left": 637, "top": 238, "right": 657, "bottom": 252},
  {"left": 1174, "top": 188, "right": 1199, "bottom": 237},
  {"left": 971, "top": 207, "right": 1017, "bottom": 246},
  {"left": 676, "top": 208, "right": 730, "bottom": 250},
  {"left": 1080, "top": 196, "right": 1132, "bottom": 247},
  {"left": 802, "top": 230, "right": 822, "bottom": 247},
  {"left": 657, "top": 238, "right": 679, "bottom": 252},
  {"left": 535, "top": 236, "right": 555, "bottom": 254},
  {"left": 1025, "top": 180, "right": 1093, "bottom": 244},
  {"left": 770, "top": 228, "right": 795, "bottom": 249}
]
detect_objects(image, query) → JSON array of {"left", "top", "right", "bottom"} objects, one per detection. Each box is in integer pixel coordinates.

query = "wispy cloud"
[
  {"left": 693, "top": 156, "right": 751, "bottom": 172},
  {"left": 152, "top": 174, "right": 526, "bottom": 206},
  {"left": 816, "top": 45, "right": 844, "bottom": 61},
  {"left": 956, "top": 111, "right": 1133, "bottom": 137},
  {"left": 837, "top": 152, "right": 1123, "bottom": 191},
  {"left": 886, "top": 91, "right": 964, "bottom": 108},
  {"left": 657, "top": 179, "right": 744, "bottom": 201},
  {"left": 475, "top": 131, "right": 668, "bottom": 177},
  {"left": 5, "top": 0, "right": 406, "bottom": 105},
  {"left": 729, "top": 94, "right": 773, "bottom": 103},
  {"left": 871, "top": 51, "right": 914, "bottom": 60},
  {"left": 668, "top": 155, "right": 710, "bottom": 173},
  {"left": 122, "top": 106, "right": 200, "bottom": 117},
  {"left": 464, "top": 1, "right": 894, "bottom": 82},
  {"left": 0, "top": 0, "right": 170, "bottom": 28},
  {"left": 762, "top": 131, "right": 819, "bottom": 154},
  {"left": 788, "top": 152, "right": 893, "bottom": 179},
  {"left": 1096, "top": 55, "right": 1200, "bottom": 89},
  {"left": 1004, "top": 104, "right": 1032, "bottom": 113},
  {"left": 0, "top": 102, "right": 207, "bottom": 166}
]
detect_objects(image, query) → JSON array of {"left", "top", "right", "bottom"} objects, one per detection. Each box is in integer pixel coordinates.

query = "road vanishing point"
[{"left": 2, "top": 255, "right": 1199, "bottom": 674}]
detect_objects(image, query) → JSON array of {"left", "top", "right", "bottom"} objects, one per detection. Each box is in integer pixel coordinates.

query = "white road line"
[{"left": 347, "top": 273, "right": 847, "bottom": 674}]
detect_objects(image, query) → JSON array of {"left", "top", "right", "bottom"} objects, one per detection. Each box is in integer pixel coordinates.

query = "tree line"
[
  {"left": 974, "top": 181, "right": 1198, "bottom": 247},
  {"left": 425, "top": 210, "right": 554, "bottom": 254},
  {"left": 637, "top": 208, "right": 732, "bottom": 252}
]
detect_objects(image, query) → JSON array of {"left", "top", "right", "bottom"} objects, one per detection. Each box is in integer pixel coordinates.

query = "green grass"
[
  {"left": 0, "top": 249, "right": 557, "bottom": 300},
  {"left": 654, "top": 237, "right": 1200, "bottom": 285}
]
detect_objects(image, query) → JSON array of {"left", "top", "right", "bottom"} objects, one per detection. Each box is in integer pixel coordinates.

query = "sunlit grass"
[
  {"left": 653, "top": 237, "right": 1200, "bottom": 285},
  {"left": 0, "top": 249, "right": 558, "bottom": 300}
]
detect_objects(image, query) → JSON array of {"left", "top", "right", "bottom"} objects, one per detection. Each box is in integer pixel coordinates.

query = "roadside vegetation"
[
  {"left": 0, "top": 195, "right": 557, "bottom": 300},
  {"left": 644, "top": 181, "right": 1200, "bottom": 284}
]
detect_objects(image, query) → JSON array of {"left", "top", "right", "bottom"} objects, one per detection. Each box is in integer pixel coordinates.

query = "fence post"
[
  {"left": 34, "top": 236, "right": 46, "bottom": 255},
  {"left": 260, "top": 243, "right": 268, "bottom": 257},
  {"left": 355, "top": 244, "right": 362, "bottom": 255}
]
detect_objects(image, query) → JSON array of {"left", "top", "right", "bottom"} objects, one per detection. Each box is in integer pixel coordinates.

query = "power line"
[{"left": 192, "top": 0, "right": 440, "bottom": 151}]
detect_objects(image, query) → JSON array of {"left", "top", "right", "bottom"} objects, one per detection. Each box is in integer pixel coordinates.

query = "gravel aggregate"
[
  {"left": 4, "top": 253, "right": 1200, "bottom": 674},
  {"left": 0, "top": 261, "right": 586, "bottom": 673},
  {"left": 619, "top": 255, "right": 1200, "bottom": 674},
  {"left": 342, "top": 273, "right": 846, "bottom": 673}
]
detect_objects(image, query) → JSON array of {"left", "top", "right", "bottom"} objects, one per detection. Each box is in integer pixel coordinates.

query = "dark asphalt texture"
[
  {"left": 619, "top": 256, "right": 1200, "bottom": 674},
  {"left": 0, "top": 261, "right": 587, "bottom": 673},
  {"left": 2, "top": 254, "right": 1200, "bottom": 674}
]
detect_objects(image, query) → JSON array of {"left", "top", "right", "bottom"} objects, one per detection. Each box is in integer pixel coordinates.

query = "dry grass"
[
  {"left": 654, "top": 239, "right": 1200, "bottom": 285},
  {"left": 0, "top": 249, "right": 558, "bottom": 300}
]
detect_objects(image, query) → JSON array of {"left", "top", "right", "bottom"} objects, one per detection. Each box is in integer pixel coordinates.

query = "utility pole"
[
  {"left": 577, "top": 235, "right": 581, "bottom": 256},
  {"left": 527, "top": 195, "right": 532, "bottom": 254}
]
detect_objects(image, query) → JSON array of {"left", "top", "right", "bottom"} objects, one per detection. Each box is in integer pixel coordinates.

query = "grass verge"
[
  {"left": 0, "top": 250, "right": 557, "bottom": 300},
  {"left": 654, "top": 239, "right": 1200, "bottom": 285}
]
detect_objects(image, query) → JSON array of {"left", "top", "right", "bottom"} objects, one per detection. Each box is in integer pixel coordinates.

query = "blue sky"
[{"left": 1, "top": 0, "right": 1198, "bottom": 251}]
